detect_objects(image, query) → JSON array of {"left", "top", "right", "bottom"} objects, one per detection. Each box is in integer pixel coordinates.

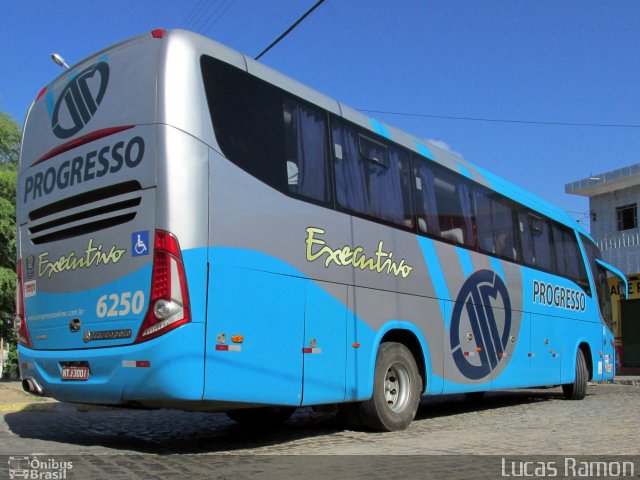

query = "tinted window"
[
  {"left": 552, "top": 224, "right": 589, "bottom": 289},
  {"left": 474, "top": 187, "right": 520, "bottom": 261},
  {"left": 332, "top": 119, "right": 412, "bottom": 227},
  {"left": 519, "top": 210, "right": 554, "bottom": 271},
  {"left": 201, "top": 57, "right": 286, "bottom": 191},
  {"left": 283, "top": 99, "right": 332, "bottom": 203},
  {"left": 432, "top": 167, "right": 474, "bottom": 246},
  {"left": 201, "top": 56, "right": 332, "bottom": 204},
  {"left": 413, "top": 155, "right": 440, "bottom": 236}
]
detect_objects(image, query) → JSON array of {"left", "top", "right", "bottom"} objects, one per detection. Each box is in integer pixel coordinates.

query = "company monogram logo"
[
  {"left": 51, "top": 61, "right": 110, "bottom": 139},
  {"left": 450, "top": 269, "right": 512, "bottom": 380}
]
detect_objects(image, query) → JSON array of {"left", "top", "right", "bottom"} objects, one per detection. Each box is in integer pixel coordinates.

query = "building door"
[{"left": 621, "top": 299, "right": 640, "bottom": 367}]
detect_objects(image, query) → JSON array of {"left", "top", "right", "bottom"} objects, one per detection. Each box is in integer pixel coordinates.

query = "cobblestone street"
[{"left": 1, "top": 383, "right": 638, "bottom": 478}]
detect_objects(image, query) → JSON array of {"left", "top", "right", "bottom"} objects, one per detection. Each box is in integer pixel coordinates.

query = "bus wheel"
[
  {"left": 359, "top": 342, "right": 422, "bottom": 432},
  {"left": 225, "top": 406, "right": 296, "bottom": 427},
  {"left": 562, "top": 349, "right": 588, "bottom": 400}
]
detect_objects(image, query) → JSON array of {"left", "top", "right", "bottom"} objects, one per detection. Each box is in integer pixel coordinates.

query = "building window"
[{"left": 616, "top": 204, "right": 637, "bottom": 231}]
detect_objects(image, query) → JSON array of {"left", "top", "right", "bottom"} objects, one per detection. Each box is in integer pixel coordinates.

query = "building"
[{"left": 566, "top": 164, "right": 640, "bottom": 369}]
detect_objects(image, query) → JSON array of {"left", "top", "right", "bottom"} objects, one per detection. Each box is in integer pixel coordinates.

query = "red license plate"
[{"left": 61, "top": 366, "right": 90, "bottom": 381}]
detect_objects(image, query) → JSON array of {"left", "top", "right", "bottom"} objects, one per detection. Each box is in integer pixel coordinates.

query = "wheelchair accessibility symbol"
[{"left": 132, "top": 231, "right": 149, "bottom": 257}]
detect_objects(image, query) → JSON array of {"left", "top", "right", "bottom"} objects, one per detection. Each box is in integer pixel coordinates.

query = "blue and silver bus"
[{"left": 15, "top": 29, "right": 625, "bottom": 431}]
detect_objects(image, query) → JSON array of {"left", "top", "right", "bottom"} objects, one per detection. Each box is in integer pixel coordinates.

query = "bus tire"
[
  {"left": 562, "top": 349, "right": 588, "bottom": 400},
  {"left": 225, "top": 406, "right": 296, "bottom": 427},
  {"left": 358, "top": 342, "right": 422, "bottom": 432}
]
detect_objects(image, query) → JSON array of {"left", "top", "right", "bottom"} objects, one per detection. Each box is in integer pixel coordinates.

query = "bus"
[{"left": 15, "top": 29, "right": 626, "bottom": 431}]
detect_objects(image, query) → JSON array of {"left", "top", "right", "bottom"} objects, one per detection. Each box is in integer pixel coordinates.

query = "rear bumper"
[{"left": 18, "top": 322, "right": 205, "bottom": 405}]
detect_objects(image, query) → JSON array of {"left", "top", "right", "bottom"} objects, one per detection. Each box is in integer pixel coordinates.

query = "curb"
[
  {"left": 0, "top": 401, "right": 117, "bottom": 414},
  {"left": 0, "top": 401, "right": 58, "bottom": 413}
]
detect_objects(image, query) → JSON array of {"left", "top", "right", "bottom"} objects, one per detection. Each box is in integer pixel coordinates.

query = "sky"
[{"left": 1, "top": 1, "right": 639, "bottom": 229}]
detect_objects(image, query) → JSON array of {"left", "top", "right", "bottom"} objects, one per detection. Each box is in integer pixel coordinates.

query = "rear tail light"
[
  {"left": 136, "top": 230, "right": 191, "bottom": 342},
  {"left": 15, "top": 259, "right": 32, "bottom": 348}
]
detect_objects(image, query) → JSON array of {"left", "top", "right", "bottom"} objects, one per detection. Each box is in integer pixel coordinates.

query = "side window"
[
  {"left": 283, "top": 99, "right": 332, "bottom": 203},
  {"left": 332, "top": 119, "right": 412, "bottom": 227},
  {"left": 201, "top": 56, "right": 286, "bottom": 192},
  {"left": 552, "top": 223, "right": 570, "bottom": 276},
  {"left": 474, "top": 188, "right": 520, "bottom": 261},
  {"left": 432, "top": 166, "right": 474, "bottom": 246},
  {"left": 519, "top": 210, "right": 554, "bottom": 271},
  {"left": 413, "top": 155, "right": 440, "bottom": 236},
  {"left": 201, "top": 55, "right": 332, "bottom": 204}
]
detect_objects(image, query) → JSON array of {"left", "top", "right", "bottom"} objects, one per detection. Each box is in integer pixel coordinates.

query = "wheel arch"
[
  {"left": 578, "top": 342, "right": 594, "bottom": 381},
  {"left": 565, "top": 339, "right": 594, "bottom": 383},
  {"left": 365, "top": 321, "right": 431, "bottom": 397}
]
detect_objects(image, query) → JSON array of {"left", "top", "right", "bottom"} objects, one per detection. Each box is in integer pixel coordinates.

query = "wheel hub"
[{"left": 384, "top": 362, "right": 411, "bottom": 413}]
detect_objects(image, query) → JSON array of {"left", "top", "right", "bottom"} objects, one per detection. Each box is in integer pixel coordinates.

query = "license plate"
[{"left": 61, "top": 366, "right": 90, "bottom": 381}]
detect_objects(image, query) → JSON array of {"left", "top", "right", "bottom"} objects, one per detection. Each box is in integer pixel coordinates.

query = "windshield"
[{"left": 580, "top": 234, "right": 615, "bottom": 329}]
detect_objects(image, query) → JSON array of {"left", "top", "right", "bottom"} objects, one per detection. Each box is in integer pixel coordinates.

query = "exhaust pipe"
[{"left": 22, "top": 376, "right": 44, "bottom": 396}]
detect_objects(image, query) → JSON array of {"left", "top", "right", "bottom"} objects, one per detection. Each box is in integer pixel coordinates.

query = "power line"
[
  {"left": 197, "top": 0, "right": 235, "bottom": 35},
  {"left": 191, "top": 0, "right": 228, "bottom": 34},
  {"left": 182, "top": 0, "right": 209, "bottom": 30},
  {"left": 255, "top": 0, "right": 327, "bottom": 61},
  {"left": 359, "top": 109, "right": 640, "bottom": 129},
  {"left": 204, "top": 0, "right": 236, "bottom": 33}
]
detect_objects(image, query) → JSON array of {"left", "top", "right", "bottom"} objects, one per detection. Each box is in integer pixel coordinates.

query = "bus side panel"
[
  {"left": 491, "top": 311, "right": 531, "bottom": 389},
  {"left": 204, "top": 260, "right": 305, "bottom": 406},
  {"left": 432, "top": 245, "right": 526, "bottom": 394},
  {"left": 530, "top": 313, "right": 562, "bottom": 385},
  {"left": 301, "top": 280, "right": 348, "bottom": 406},
  {"left": 345, "top": 286, "right": 377, "bottom": 401},
  {"left": 521, "top": 266, "right": 593, "bottom": 386}
]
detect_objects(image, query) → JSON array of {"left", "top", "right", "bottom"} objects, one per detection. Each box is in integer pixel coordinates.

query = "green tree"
[
  {"left": 0, "top": 112, "right": 20, "bottom": 166},
  {"left": 0, "top": 112, "right": 19, "bottom": 345}
]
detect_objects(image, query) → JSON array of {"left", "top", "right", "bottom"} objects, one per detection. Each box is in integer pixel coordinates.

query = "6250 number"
[{"left": 96, "top": 291, "right": 145, "bottom": 318}]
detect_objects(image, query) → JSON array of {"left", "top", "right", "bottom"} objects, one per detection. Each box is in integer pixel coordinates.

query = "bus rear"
[{"left": 15, "top": 30, "right": 207, "bottom": 407}]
